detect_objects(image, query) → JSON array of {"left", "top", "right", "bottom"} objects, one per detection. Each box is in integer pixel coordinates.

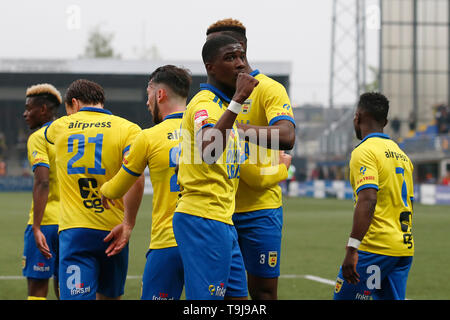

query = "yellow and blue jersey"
[
  {"left": 177, "top": 84, "right": 241, "bottom": 225},
  {"left": 101, "top": 112, "right": 183, "bottom": 249},
  {"left": 26, "top": 121, "right": 59, "bottom": 225},
  {"left": 350, "top": 133, "right": 414, "bottom": 256},
  {"left": 44, "top": 107, "right": 141, "bottom": 232},
  {"left": 235, "top": 70, "right": 295, "bottom": 213}
]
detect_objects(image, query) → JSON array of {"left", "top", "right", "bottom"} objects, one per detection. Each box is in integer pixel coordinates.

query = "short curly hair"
[
  {"left": 26, "top": 83, "right": 62, "bottom": 112},
  {"left": 206, "top": 18, "right": 247, "bottom": 44},
  {"left": 26, "top": 83, "right": 62, "bottom": 104},
  {"left": 358, "top": 92, "right": 390, "bottom": 125}
]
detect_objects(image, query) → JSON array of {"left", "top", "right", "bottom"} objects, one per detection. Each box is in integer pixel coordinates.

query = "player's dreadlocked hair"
[
  {"left": 26, "top": 83, "right": 62, "bottom": 113},
  {"left": 358, "top": 92, "right": 390, "bottom": 125},
  {"left": 206, "top": 18, "right": 247, "bottom": 44}
]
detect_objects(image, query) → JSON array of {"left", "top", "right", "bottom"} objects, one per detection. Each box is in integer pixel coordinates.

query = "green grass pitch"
[{"left": 0, "top": 192, "right": 449, "bottom": 300}]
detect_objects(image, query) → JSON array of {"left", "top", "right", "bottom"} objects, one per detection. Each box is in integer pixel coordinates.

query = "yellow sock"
[{"left": 27, "top": 296, "right": 47, "bottom": 300}]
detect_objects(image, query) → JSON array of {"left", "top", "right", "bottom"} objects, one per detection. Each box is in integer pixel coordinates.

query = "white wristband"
[
  {"left": 227, "top": 100, "right": 243, "bottom": 114},
  {"left": 347, "top": 237, "right": 361, "bottom": 249}
]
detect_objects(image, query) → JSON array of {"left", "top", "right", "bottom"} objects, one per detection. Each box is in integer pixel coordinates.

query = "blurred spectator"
[
  {"left": 21, "top": 157, "right": 32, "bottom": 177},
  {"left": 0, "top": 160, "right": 6, "bottom": 176},
  {"left": 435, "top": 104, "right": 449, "bottom": 134},
  {"left": 0, "top": 132, "right": 7, "bottom": 159},
  {"left": 310, "top": 166, "right": 319, "bottom": 180},
  {"left": 441, "top": 171, "right": 450, "bottom": 186},
  {"left": 425, "top": 172, "right": 436, "bottom": 184},
  {"left": 408, "top": 112, "right": 416, "bottom": 131},
  {"left": 318, "top": 166, "right": 325, "bottom": 180},
  {"left": 390, "top": 117, "right": 401, "bottom": 141},
  {"left": 328, "top": 166, "right": 336, "bottom": 180}
]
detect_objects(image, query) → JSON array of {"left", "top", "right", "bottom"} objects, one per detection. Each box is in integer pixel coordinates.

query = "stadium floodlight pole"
[
  {"left": 412, "top": 0, "right": 419, "bottom": 131},
  {"left": 328, "top": 0, "right": 367, "bottom": 109}
]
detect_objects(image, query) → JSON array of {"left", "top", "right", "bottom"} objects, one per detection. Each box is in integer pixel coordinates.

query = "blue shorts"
[
  {"left": 22, "top": 224, "right": 59, "bottom": 279},
  {"left": 333, "top": 250, "right": 413, "bottom": 300},
  {"left": 141, "top": 246, "right": 184, "bottom": 300},
  {"left": 172, "top": 212, "right": 247, "bottom": 300},
  {"left": 59, "top": 228, "right": 129, "bottom": 300},
  {"left": 232, "top": 207, "right": 283, "bottom": 278}
]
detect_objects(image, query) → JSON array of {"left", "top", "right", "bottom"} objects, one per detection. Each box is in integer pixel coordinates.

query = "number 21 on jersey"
[{"left": 67, "top": 133, "right": 106, "bottom": 175}]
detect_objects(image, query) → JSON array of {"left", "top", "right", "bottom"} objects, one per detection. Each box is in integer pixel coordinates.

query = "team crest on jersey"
[
  {"left": 268, "top": 251, "right": 277, "bottom": 267},
  {"left": 360, "top": 166, "right": 367, "bottom": 175},
  {"left": 241, "top": 99, "right": 252, "bottom": 114},
  {"left": 335, "top": 277, "right": 344, "bottom": 293}
]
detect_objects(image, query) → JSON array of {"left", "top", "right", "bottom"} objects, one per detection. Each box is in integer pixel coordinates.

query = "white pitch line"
[{"left": 0, "top": 274, "right": 335, "bottom": 283}]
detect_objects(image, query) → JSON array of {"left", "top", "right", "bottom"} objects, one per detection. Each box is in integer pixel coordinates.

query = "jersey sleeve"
[
  {"left": 120, "top": 122, "right": 141, "bottom": 154},
  {"left": 100, "top": 129, "right": 148, "bottom": 199},
  {"left": 239, "top": 162, "right": 288, "bottom": 190},
  {"left": 190, "top": 100, "right": 221, "bottom": 135},
  {"left": 263, "top": 82, "right": 295, "bottom": 127},
  {"left": 122, "top": 130, "right": 149, "bottom": 177},
  {"left": 27, "top": 131, "right": 50, "bottom": 172},
  {"left": 350, "top": 147, "right": 379, "bottom": 194},
  {"left": 43, "top": 117, "right": 63, "bottom": 145}
]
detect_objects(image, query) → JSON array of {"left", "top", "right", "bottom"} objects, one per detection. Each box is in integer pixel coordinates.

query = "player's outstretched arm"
[
  {"left": 240, "top": 151, "right": 291, "bottom": 190},
  {"left": 31, "top": 166, "right": 52, "bottom": 259},
  {"left": 104, "top": 174, "right": 145, "bottom": 257},
  {"left": 237, "top": 120, "right": 295, "bottom": 151},
  {"left": 341, "top": 188, "right": 377, "bottom": 284},
  {"left": 100, "top": 167, "right": 140, "bottom": 209}
]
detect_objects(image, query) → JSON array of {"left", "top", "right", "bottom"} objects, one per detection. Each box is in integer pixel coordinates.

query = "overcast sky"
[{"left": 0, "top": 0, "right": 379, "bottom": 106}]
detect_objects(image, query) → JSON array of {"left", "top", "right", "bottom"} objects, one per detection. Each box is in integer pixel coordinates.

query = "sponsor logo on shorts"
[
  {"left": 152, "top": 292, "right": 174, "bottom": 300},
  {"left": 208, "top": 283, "right": 226, "bottom": 297},
  {"left": 66, "top": 264, "right": 91, "bottom": 296},
  {"left": 33, "top": 262, "right": 50, "bottom": 272},
  {"left": 355, "top": 290, "right": 373, "bottom": 300}
]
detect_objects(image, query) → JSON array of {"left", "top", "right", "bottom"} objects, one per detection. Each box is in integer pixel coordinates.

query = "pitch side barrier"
[
  {"left": 291, "top": 180, "right": 450, "bottom": 206},
  {"left": 1, "top": 176, "right": 449, "bottom": 206}
]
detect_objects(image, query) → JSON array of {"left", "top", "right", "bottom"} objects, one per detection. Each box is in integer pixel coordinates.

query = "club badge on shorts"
[
  {"left": 268, "top": 251, "right": 277, "bottom": 267},
  {"left": 335, "top": 277, "right": 344, "bottom": 293}
]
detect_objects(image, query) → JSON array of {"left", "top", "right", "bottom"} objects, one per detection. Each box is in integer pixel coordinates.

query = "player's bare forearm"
[
  {"left": 104, "top": 175, "right": 144, "bottom": 257},
  {"left": 32, "top": 166, "right": 50, "bottom": 230},
  {"left": 341, "top": 189, "right": 376, "bottom": 284},
  {"left": 350, "top": 188, "right": 377, "bottom": 241},
  {"left": 237, "top": 120, "right": 295, "bottom": 150},
  {"left": 123, "top": 174, "right": 145, "bottom": 228}
]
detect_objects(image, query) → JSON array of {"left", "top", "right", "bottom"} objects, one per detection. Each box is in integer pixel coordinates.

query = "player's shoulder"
[
  {"left": 351, "top": 138, "right": 375, "bottom": 160},
  {"left": 27, "top": 128, "right": 45, "bottom": 149},
  {"left": 187, "top": 89, "right": 221, "bottom": 114},
  {"left": 109, "top": 114, "right": 141, "bottom": 131},
  {"left": 253, "top": 71, "right": 287, "bottom": 91}
]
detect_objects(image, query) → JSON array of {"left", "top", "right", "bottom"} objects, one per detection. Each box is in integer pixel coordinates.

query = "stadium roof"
[{"left": 0, "top": 58, "right": 291, "bottom": 76}]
